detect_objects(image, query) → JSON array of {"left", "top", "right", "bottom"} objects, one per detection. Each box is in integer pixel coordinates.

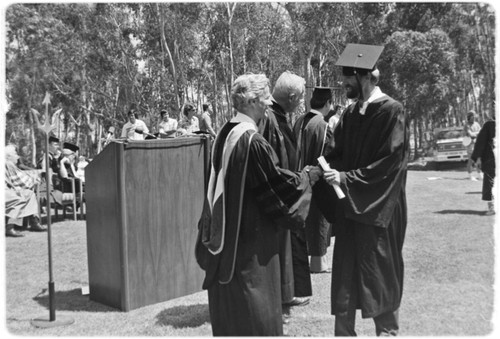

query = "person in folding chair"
[
  {"left": 59, "top": 142, "right": 82, "bottom": 194},
  {"left": 5, "top": 144, "right": 46, "bottom": 237}
]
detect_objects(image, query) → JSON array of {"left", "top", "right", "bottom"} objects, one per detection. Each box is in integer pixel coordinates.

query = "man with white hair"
[
  {"left": 5, "top": 144, "right": 46, "bottom": 237},
  {"left": 261, "top": 70, "right": 312, "bottom": 310},
  {"left": 196, "top": 73, "right": 320, "bottom": 336}
]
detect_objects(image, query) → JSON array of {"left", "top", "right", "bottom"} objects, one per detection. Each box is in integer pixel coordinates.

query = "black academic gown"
[
  {"left": 471, "top": 119, "right": 496, "bottom": 201},
  {"left": 261, "top": 101, "right": 312, "bottom": 298},
  {"left": 293, "top": 111, "right": 333, "bottom": 256},
  {"left": 321, "top": 95, "right": 409, "bottom": 318},
  {"left": 196, "top": 119, "right": 312, "bottom": 336}
]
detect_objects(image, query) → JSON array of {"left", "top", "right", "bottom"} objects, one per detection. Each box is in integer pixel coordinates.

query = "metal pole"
[
  {"left": 45, "top": 135, "right": 55, "bottom": 321},
  {"left": 31, "top": 93, "right": 74, "bottom": 328}
]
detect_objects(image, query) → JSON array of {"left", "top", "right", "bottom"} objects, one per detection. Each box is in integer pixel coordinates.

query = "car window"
[{"left": 436, "top": 130, "right": 462, "bottom": 140}]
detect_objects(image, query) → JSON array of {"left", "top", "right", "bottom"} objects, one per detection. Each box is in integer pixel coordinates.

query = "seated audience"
[
  {"left": 5, "top": 144, "right": 46, "bottom": 237},
  {"left": 59, "top": 142, "right": 82, "bottom": 194},
  {"left": 178, "top": 102, "right": 200, "bottom": 134},
  {"left": 121, "top": 110, "right": 149, "bottom": 140},
  {"left": 158, "top": 109, "right": 178, "bottom": 135},
  {"left": 76, "top": 156, "right": 88, "bottom": 183}
]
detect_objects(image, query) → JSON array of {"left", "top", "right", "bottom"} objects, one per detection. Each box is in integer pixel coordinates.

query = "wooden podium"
[{"left": 85, "top": 136, "right": 210, "bottom": 311}]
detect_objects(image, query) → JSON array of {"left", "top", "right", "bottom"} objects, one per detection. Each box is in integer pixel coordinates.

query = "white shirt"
[
  {"left": 328, "top": 115, "right": 340, "bottom": 130},
  {"left": 158, "top": 118, "right": 178, "bottom": 133},
  {"left": 121, "top": 119, "right": 149, "bottom": 140},
  {"left": 358, "top": 86, "right": 385, "bottom": 115}
]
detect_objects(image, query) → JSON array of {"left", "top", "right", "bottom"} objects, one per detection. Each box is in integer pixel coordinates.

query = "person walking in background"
[
  {"left": 157, "top": 109, "right": 178, "bottom": 135},
  {"left": 199, "top": 104, "right": 217, "bottom": 138},
  {"left": 121, "top": 110, "right": 149, "bottom": 140},
  {"left": 318, "top": 43, "right": 410, "bottom": 336},
  {"left": 260, "top": 70, "right": 312, "bottom": 311},
  {"left": 5, "top": 144, "right": 46, "bottom": 237},
  {"left": 293, "top": 87, "right": 334, "bottom": 274},
  {"left": 471, "top": 114, "right": 496, "bottom": 215},
  {"left": 195, "top": 73, "right": 319, "bottom": 336},
  {"left": 463, "top": 110, "right": 482, "bottom": 181}
]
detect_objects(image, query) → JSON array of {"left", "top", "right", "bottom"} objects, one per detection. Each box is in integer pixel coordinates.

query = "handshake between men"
[{"left": 304, "top": 165, "right": 341, "bottom": 186}]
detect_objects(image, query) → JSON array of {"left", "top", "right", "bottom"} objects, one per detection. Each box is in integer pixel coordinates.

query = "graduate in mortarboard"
[
  {"left": 315, "top": 43, "right": 410, "bottom": 336},
  {"left": 293, "top": 87, "right": 335, "bottom": 274}
]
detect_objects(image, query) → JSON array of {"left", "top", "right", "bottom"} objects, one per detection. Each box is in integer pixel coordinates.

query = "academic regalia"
[
  {"left": 293, "top": 110, "right": 333, "bottom": 256},
  {"left": 5, "top": 160, "right": 40, "bottom": 224},
  {"left": 320, "top": 94, "right": 409, "bottom": 319},
  {"left": 471, "top": 119, "right": 496, "bottom": 201},
  {"left": 260, "top": 101, "right": 312, "bottom": 299},
  {"left": 196, "top": 113, "right": 312, "bottom": 336}
]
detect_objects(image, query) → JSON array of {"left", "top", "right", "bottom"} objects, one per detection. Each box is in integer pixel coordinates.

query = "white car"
[{"left": 433, "top": 127, "right": 468, "bottom": 162}]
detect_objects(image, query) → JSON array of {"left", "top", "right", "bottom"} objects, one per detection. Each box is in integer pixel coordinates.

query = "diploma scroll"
[{"left": 317, "top": 156, "right": 345, "bottom": 199}]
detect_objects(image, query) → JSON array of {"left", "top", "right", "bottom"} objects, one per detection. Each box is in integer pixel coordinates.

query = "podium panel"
[{"left": 85, "top": 137, "right": 209, "bottom": 311}]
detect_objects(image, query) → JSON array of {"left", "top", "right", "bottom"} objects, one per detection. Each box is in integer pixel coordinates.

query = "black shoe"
[
  {"left": 283, "top": 297, "right": 310, "bottom": 307},
  {"left": 282, "top": 314, "right": 291, "bottom": 325},
  {"left": 29, "top": 223, "right": 47, "bottom": 232},
  {"left": 6, "top": 229, "right": 25, "bottom": 237}
]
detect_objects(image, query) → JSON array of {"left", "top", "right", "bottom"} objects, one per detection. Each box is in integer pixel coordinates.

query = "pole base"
[{"left": 31, "top": 314, "right": 75, "bottom": 328}]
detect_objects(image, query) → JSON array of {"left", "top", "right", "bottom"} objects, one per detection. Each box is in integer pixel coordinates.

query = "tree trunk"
[
  {"left": 157, "top": 4, "right": 181, "bottom": 110},
  {"left": 226, "top": 2, "right": 237, "bottom": 88}
]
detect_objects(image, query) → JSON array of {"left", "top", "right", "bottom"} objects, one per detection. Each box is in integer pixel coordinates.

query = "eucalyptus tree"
[
  {"left": 442, "top": 2, "right": 495, "bottom": 124},
  {"left": 383, "top": 29, "right": 457, "bottom": 155}
]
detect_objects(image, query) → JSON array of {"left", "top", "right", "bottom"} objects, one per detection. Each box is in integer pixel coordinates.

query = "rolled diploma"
[{"left": 317, "top": 156, "right": 345, "bottom": 199}]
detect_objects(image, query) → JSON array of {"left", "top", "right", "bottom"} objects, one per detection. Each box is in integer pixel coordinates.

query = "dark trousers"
[
  {"left": 334, "top": 271, "right": 399, "bottom": 336},
  {"left": 290, "top": 229, "right": 312, "bottom": 297},
  {"left": 482, "top": 161, "right": 495, "bottom": 201}
]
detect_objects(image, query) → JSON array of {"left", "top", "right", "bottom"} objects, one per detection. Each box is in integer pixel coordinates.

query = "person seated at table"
[
  {"left": 121, "top": 110, "right": 149, "bottom": 140},
  {"left": 178, "top": 103, "right": 200, "bottom": 135},
  {"left": 158, "top": 109, "right": 178, "bottom": 135},
  {"left": 5, "top": 144, "right": 46, "bottom": 237}
]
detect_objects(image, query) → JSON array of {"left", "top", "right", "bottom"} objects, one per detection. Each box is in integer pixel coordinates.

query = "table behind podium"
[{"left": 85, "top": 136, "right": 210, "bottom": 311}]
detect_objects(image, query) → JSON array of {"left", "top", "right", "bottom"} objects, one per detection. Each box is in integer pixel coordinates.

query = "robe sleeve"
[
  {"left": 339, "top": 102, "right": 408, "bottom": 228},
  {"left": 247, "top": 134, "right": 312, "bottom": 230},
  {"left": 471, "top": 122, "right": 491, "bottom": 162}
]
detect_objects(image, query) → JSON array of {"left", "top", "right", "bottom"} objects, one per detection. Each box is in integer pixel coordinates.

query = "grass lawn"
[{"left": 2, "top": 166, "right": 496, "bottom": 336}]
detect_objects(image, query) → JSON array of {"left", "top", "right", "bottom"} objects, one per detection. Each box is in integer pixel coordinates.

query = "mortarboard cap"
[
  {"left": 49, "top": 135, "right": 60, "bottom": 143},
  {"left": 312, "top": 87, "right": 333, "bottom": 101},
  {"left": 63, "top": 142, "right": 79, "bottom": 153},
  {"left": 310, "top": 87, "right": 333, "bottom": 109},
  {"left": 336, "top": 43, "right": 384, "bottom": 74}
]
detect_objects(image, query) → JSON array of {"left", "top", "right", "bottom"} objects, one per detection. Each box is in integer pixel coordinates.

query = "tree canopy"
[{"left": 4, "top": 2, "right": 495, "bottom": 163}]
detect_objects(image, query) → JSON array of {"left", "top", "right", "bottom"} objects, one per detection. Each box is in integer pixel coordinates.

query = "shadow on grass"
[
  {"left": 155, "top": 304, "right": 210, "bottom": 328},
  {"left": 465, "top": 191, "right": 482, "bottom": 195},
  {"left": 33, "top": 288, "right": 117, "bottom": 313},
  {"left": 435, "top": 209, "right": 485, "bottom": 215}
]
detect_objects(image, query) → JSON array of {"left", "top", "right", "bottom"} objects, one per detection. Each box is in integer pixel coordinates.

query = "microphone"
[
  {"left": 104, "top": 126, "right": 115, "bottom": 146},
  {"left": 104, "top": 126, "right": 115, "bottom": 145}
]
